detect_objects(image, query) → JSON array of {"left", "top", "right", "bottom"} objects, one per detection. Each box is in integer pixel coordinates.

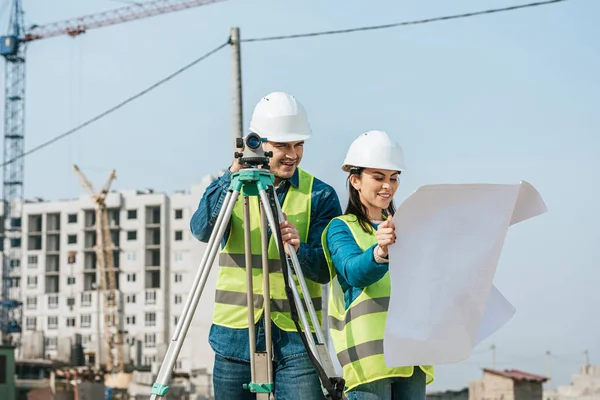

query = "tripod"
[{"left": 150, "top": 133, "right": 346, "bottom": 400}]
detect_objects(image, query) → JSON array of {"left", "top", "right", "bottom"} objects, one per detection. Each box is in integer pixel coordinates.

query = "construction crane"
[
  {"left": 0, "top": 0, "right": 224, "bottom": 345},
  {"left": 72, "top": 165, "right": 122, "bottom": 374}
]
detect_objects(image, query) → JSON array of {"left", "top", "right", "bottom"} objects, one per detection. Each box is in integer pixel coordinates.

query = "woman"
[{"left": 322, "top": 130, "right": 434, "bottom": 399}]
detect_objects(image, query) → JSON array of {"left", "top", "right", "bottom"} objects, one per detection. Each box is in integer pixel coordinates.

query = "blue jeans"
[
  {"left": 213, "top": 353, "right": 326, "bottom": 400},
  {"left": 210, "top": 316, "right": 326, "bottom": 399},
  {"left": 346, "top": 368, "right": 426, "bottom": 400}
]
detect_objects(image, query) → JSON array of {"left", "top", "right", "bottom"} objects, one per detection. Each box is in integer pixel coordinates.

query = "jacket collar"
[{"left": 277, "top": 168, "right": 299, "bottom": 189}]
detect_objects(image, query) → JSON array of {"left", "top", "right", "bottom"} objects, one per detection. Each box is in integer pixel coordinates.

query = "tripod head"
[{"left": 235, "top": 133, "right": 273, "bottom": 169}]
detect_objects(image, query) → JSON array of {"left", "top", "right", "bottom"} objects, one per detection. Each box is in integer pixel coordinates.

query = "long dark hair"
[{"left": 344, "top": 167, "right": 396, "bottom": 234}]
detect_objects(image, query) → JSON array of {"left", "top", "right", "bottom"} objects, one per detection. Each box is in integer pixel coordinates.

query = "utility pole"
[
  {"left": 546, "top": 350, "right": 552, "bottom": 390},
  {"left": 491, "top": 344, "right": 496, "bottom": 369},
  {"left": 584, "top": 349, "right": 590, "bottom": 373},
  {"left": 585, "top": 349, "right": 590, "bottom": 366},
  {"left": 230, "top": 27, "right": 243, "bottom": 142}
]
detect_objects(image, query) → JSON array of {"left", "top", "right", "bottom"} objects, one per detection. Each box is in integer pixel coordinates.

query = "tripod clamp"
[{"left": 149, "top": 133, "right": 346, "bottom": 400}]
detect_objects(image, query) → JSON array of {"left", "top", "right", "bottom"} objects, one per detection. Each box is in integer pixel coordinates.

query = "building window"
[
  {"left": 26, "top": 297, "right": 37, "bottom": 309},
  {"left": 27, "top": 276, "right": 37, "bottom": 289},
  {"left": 127, "top": 252, "right": 136, "bottom": 261},
  {"left": 175, "top": 295, "right": 183, "bottom": 304},
  {"left": 26, "top": 317, "right": 36, "bottom": 330},
  {"left": 48, "top": 295, "right": 59, "bottom": 309},
  {"left": 127, "top": 274, "right": 136, "bottom": 282},
  {"left": 127, "top": 230, "right": 137, "bottom": 241},
  {"left": 176, "top": 361, "right": 183, "bottom": 369},
  {"left": 10, "top": 277, "right": 20, "bottom": 288},
  {"left": 67, "top": 234, "right": 77, "bottom": 244},
  {"left": 144, "top": 333, "right": 156, "bottom": 348},
  {"left": 175, "top": 209, "right": 183, "bottom": 219},
  {"left": 145, "top": 312, "right": 156, "bottom": 327},
  {"left": 27, "top": 255, "right": 38, "bottom": 268},
  {"left": 145, "top": 291, "right": 156, "bottom": 305},
  {"left": 174, "top": 273, "right": 183, "bottom": 283},
  {"left": 126, "top": 315, "right": 136, "bottom": 325},
  {"left": 81, "top": 314, "right": 91, "bottom": 328},
  {"left": 47, "top": 316, "right": 58, "bottom": 329},
  {"left": 174, "top": 316, "right": 179, "bottom": 326},
  {"left": 174, "top": 252, "right": 183, "bottom": 262},
  {"left": 66, "top": 317, "right": 76, "bottom": 327},
  {"left": 67, "top": 297, "right": 75, "bottom": 307},
  {"left": 144, "top": 356, "right": 156, "bottom": 366},
  {"left": 126, "top": 294, "right": 136, "bottom": 304},
  {"left": 67, "top": 277, "right": 76, "bottom": 285},
  {"left": 81, "top": 293, "right": 92, "bottom": 307},
  {"left": 68, "top": 214, "right": 78, "bottom": 223},
  {"left": 45, "top": 337, "right": 58, "bottom": 350},
  {"left": 127, "top": 209, "right": 137, "bottom": 220},
  {"left": 174, "top": 230, "right": 183, "bottom": 241}
]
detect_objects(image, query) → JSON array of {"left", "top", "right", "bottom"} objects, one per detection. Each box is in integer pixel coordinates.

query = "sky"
[{"left": 1, "top": 0, "right": 598, "bottom": 392}]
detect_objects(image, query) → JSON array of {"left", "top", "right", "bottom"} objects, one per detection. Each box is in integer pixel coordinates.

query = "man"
[{"left": 190, "top": 91, "right": 342, "bottom": 400}]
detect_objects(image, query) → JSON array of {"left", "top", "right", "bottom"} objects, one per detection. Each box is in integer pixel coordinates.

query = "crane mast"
[
  {"left": 0, "top": 0, "right": 223, "bottom": 363},
  {"left": 0, "top": 0, "right": 25, "bottom": 344},
  {"left": 73, "top": 165, "right": 122, "bottom": 373}
]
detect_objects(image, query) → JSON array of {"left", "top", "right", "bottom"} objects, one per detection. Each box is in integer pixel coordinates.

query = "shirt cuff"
[
  {"left": 296, "top": 242, "right": 310, "bottom": 265},
  {"left": 373, "top": 246, "right": 389, "bottom": 264},
  {"left": 218, "top": 168, "right": 233, "bottom": 189}
]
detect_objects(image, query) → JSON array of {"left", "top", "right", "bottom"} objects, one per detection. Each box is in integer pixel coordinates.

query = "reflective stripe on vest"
[
  {"left": 212, "top": 168, "right": 323, "bottom": 332},
  {"left": 322, "top": 215, "right": 434, "bottom": 391}
]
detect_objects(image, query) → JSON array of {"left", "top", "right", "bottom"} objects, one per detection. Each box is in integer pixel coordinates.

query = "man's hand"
[
  {"left": 229, "top": 141, "right": 244, "bottom": 173},
  {"left": 375, "top": 215, "right": 396, "bottom": 258},
  {"left": 280, "top": 213, "right": 300, "bottom": 255}
]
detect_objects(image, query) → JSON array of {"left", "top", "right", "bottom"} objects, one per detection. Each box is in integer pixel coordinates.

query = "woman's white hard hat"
[
  {"left": 249, "top": 92, "right": 312, "bottom": 142},
  {"left": 342, "top": 130, "right": 406, "bottom": 173}
]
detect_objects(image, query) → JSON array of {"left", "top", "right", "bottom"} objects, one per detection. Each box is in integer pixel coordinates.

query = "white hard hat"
[
  {"left": 249, "top": 92, "right": 312, "bottom": 142},
  {"left": 342, "top": 130, "right": 406, "bottom": 172}
]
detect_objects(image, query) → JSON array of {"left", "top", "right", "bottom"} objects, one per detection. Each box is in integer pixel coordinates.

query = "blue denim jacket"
[
  {"left": 325, "top": 218, "right": 388, "bottom": 310},
  {"left": 190, "top": 167, "right": 342, "bottom": 362}
]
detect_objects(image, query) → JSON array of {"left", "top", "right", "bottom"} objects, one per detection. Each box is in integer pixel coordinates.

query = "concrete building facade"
[
  {"left": 544, "top": 364, "right": 600, "bottom": 400},
  {"left": 469, "top": 369, "right": 548, "bottom": 400},
  {"left": 1, "top": 174, "right": 221, "bottom": 374}
]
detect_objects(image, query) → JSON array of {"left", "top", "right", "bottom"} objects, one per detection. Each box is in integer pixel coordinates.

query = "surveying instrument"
[{"left": 150, "top": 132, "right": 346, "bottom": 400}]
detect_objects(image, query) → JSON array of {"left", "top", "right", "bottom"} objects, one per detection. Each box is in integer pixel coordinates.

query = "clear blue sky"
[{"left": 4, "top": 0, "right": 599, "bottom": 392}]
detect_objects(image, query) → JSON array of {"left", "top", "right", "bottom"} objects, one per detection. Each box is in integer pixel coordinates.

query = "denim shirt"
[
  {"left": 325, "top": 218, "right": 389, "bottom": 310},
  {"left": 190, "top": 167, "right": 342, "bottom": 362}
]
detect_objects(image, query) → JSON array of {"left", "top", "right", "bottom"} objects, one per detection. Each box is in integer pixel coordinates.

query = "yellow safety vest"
[
  {"left": 322, "top": 214, "right": 434, "bottom": 392},
  {"left": 213, "top": 168, "right": 323, "bottom": 332}
]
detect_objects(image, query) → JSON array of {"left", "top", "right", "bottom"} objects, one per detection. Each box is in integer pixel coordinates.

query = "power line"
[
  {"left": 0, "top": 41, "right": 228, "bottom": 168},
  {"left": 2, "top": 0, "right": 572, "bottom": 166},
  {"left": 242, "top": 0, "right": 569, "bottom": 43}
]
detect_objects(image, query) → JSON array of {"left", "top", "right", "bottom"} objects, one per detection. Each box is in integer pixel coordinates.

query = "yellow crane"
[{"left": 72, "top": 165, "right": 123, "bottom": 375}]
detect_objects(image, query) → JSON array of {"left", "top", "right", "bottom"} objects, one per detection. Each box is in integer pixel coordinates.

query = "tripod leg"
[
  {"left": 271, "top": 197, "right": 327, "bottom": 344},
  {"left": 243, "top": 196, "right": 258, "bottom": 387},
  {"left": 257, "top": 190, "right": 318, "bottom": 352},
  {"left": 271, "top": 194, "right": 342, "bottom": 381},
  {"left": 243, "top": 196, "right": 274, "bottom": 399},
  {"left": 150, "top": 190, "right": 240, "bottom": 400},
  {"left": 259, "top": 188, "right": 347, "bottom": 400},
  {"left": 259, "top": 201, "right": 274, "bottom": 396}
]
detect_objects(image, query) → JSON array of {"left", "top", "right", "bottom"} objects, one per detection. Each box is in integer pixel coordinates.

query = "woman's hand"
[{"left": 375, "top": 215, "right": 395, "bottom": 258}]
